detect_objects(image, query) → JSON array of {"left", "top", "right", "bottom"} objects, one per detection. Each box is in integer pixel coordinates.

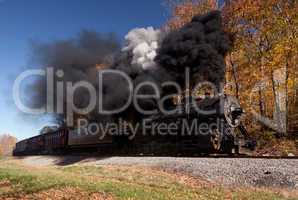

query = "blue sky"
[{"left": 0, "top": 0, "right": 167, "bottom": 140}]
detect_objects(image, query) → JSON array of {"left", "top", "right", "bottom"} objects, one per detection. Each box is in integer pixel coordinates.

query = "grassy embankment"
[{"left": 0, "top": 158, "right": 296, "bottom": 200}]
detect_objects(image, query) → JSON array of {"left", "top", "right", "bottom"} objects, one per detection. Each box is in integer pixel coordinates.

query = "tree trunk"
[
  {"left": 228, "top": 54, "right": 240, "bottom": 99},
  {"left": 270, "top": 70, "right": 284, "bottom": 136},
  {"left": 285, "top": 57, "right": 289, "bottom": 136}
]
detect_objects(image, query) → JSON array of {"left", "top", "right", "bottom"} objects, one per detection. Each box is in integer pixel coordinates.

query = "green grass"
[{"left": 0, "top": 159, "right": 296, "bottom": 200}]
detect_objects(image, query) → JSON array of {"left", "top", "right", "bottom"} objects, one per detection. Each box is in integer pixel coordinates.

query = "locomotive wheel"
[
  {"left": 221, "top": 123, "right": 237, "bottom": 154},
  {"left": 210, "top": 128, "right": 222, "bottom": 151}
]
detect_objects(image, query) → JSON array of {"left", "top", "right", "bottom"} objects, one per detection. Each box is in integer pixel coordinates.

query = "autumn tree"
[
  {"left": 164, "top": 0, "right": 220, "bottom": 30},
  {"left": 223, "top": 0, "right": 298, "bottom": 136},
  {"left": 164, "top": 0, "right": 298, "bottom": 137},
  {"left": 0, "top": 134, "right": 17, "bottom": 156}
]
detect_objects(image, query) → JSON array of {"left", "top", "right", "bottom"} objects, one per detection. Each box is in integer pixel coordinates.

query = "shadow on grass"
[
  {"left": 13, "top": 155, "right": 111, "bottom": 166},
  {"left": 55, "top": 155, "right": 110, "bottom": 166}
]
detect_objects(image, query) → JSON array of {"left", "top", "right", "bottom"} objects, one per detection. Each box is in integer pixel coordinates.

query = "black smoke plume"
[
  {"left": 28, "top": 30, "right": 120, "bottom": 122},
  {"left": 26, "top": 11, "right": 231, "bottom": 126},
  {"left": 155, "top": 11, "right": 231, "bottom": 89}
]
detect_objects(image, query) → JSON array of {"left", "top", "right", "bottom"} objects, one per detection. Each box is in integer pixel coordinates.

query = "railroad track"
[
  {"left": 206, "top": 154, "right": 298, "bottom": 159},
  {"left": 50, "top": 152, "right": 298, "bottom": 159}
]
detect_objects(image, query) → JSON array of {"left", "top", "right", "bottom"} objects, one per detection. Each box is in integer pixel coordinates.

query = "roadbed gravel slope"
[{"left": 19, "top": 156, "right": 298, "bottom": 189}]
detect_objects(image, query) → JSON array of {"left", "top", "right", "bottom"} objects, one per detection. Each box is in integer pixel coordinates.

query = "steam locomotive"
[{"left": 13, "top": 94, "right": 256, "bottom": 156}]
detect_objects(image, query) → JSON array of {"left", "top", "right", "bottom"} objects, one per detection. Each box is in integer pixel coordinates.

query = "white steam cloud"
[{"left": 122, "top": 27, "right": 162, "bottom": 70}]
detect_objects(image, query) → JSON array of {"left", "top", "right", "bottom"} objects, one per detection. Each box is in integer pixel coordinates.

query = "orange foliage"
[
  {"left": 0, "top": 134, "right": 17, "bottom": 156},
  {"left": 165, "top": 0, "right": 298, "bottom": 136},
  {"left": 165, "top": 0, "right": 218, "bottom": 30}
]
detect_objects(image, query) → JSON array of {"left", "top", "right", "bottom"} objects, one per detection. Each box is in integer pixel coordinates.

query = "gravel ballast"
[{"left": 21, "top": 156, "right": 298, "bottom": 188}]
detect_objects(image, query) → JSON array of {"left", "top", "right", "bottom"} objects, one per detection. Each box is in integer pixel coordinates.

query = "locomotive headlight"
[
  {"left": 230, "top": 105, "right": 237, "bottom": 112},
  {"left": 224, "top": 95, "right": 243, "bottom": 128}
]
